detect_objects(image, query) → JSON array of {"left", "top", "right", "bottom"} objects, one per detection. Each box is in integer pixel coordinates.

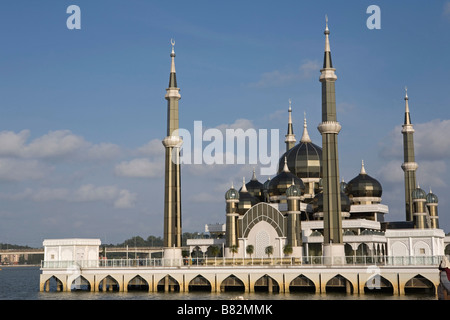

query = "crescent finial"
[{"left": 171, "top": 38, "right": 175, "bottom": 47}]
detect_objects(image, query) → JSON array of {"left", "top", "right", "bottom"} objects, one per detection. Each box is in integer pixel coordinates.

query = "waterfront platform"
[{"left": 40, "top": 256, "right": 444, "bottom": 296}]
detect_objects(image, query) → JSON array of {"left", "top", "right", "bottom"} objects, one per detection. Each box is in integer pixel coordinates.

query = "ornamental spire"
[
  {"left": 285, "top": 98, "right": 296, "bottom": 151},
  {"left": 300, "top": 112, "right": 312, "bottom": 143},
  {"left": 404, "top": 86, "right": 411, "bottom": 125},
  {"left": 169, "top": 38, "right": 177, "bottom": 88},
  {"left": 360, "top": 160, "right": 367, "bottom": 175},
  {"left": 323, "top": 15, "right": 332, "bottom": 69}
]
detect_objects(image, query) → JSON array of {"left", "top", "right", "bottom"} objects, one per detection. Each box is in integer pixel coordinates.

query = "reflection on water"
[{"left": 0, "top": 266, "right": 437, "bottom": 300}]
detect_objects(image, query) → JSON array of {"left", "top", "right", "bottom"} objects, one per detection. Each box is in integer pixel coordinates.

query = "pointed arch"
[
  {"left": 188, "top": 275, "right": 212, "bottom": 292},
  {"left": 241, "top": 203, "right": 286, "bottom": 238},
  {"left": 70, "top": 275, "right": 91, "bottom": 291},
  {"left": 43, "top": 275, "right": 64, "bottom": 292},
  {"left": 404, "top": 274, "right": 435, "bottom": 295},
  {"left": 157, "top": 275, "right": 180, "bottom": 292},
  {"left": 325, "top": 274, "right": 353, "bottom": 294},
  {"left": 98, "top": 275, "right": 120, "bottom": 292},
  {"left": 127, "top": 275, "right": 149, "bottom": 291},
  {"left": 254, "top": 274, "right": 279, "bottom": 293},
  {"left": 220, "top": 274, "right": 245, "bottom": 292},
  {"left": 289, "top": 274, "right": 315, "bottom": 293},
  {"left": 364, "top": 274, "right": 393, "bottom": 294}
]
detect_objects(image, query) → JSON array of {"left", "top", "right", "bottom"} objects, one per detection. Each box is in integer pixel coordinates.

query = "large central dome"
[{"left": 278, "top": 117, "right": 322, "bottom": 179}]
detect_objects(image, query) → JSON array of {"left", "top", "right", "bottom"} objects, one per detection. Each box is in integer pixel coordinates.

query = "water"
[{"left": 0, "top": 266, "right": 437, "bottom": 300}]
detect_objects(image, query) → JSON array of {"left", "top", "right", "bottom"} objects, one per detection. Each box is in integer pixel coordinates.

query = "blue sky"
[{"left": 0, "top": 1, "right": 449, "bottom": 247}]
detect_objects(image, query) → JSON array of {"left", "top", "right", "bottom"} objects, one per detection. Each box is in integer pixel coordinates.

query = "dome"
[
  {"left": 278, "top": 117, "right": 322, "bottom": 179},
  {"left": 237, "top": 178, "right": 259, "bottom": 214},
  {"left": 345, "top": 161, "right": 382, "bottom": 198},
  {"left": 412, "top": 186, "right": 426, "bottom": 200},
  {"left": 268, "top": 158, "right": 305, "bottom": 196},
  {"left": 312, "top": 191, "right": 350, "bottom": 213},
  {"left": 243, "top": 169, "right": 264, "bottom": 200},
  {"left": 426, "top": 191, "right": 438, "bottom": 204},
  {"left": 225, "top": 185, "right": 239, "bottom": 200},
  {"left": 286, "top": 182, "right": 302, "bottom": 197},
  {"left": 279, "top": 142, "right": 322, "bottom": 179}
]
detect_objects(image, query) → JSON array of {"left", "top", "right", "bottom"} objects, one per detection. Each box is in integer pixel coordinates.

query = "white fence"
[{"left": 41, "top": 255, "right": 445, "bottom": 269}]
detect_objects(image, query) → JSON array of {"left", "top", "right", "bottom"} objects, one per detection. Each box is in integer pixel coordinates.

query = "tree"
[
  {"left": 246, "top": 245, "right": 254, "bottom": 258},
  {"left": 230, "top": 245, "right": 238, "bottom": 258},
  {"left": 283, "top": 244, "right": 293, "bottom": 257},
  {"left": 209, "top": 246, "right": 220, "bottom": 257},
  {"left": 265, "top": 245, "right": 273, "bottom": 258}
]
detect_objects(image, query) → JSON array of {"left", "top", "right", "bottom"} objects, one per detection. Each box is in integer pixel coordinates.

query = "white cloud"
[
  {"left": 137, "top": 139, "right": 165, "bottom": 157},
  {"left": 0, "top": 158, "right": 51, "bottom": 181},
  {"left": 247, "top": 59, "right": 320, "bottom": 88},
  {"left": 0, "top": 129, "right": 122, "bottom": 161},
  {"left": 0, "top": 184, "right": 137, "bottom": 209},
  {"left": 114, "top": 158, "right": 164, "bottom": 178},
  {"left": 379, "top": 119, "right": 450, "bottom": 161}
]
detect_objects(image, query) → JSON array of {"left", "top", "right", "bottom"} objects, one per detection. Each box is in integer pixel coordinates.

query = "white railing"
[{"left": 41, "top": 255, "right": 445, "bottom": 269}]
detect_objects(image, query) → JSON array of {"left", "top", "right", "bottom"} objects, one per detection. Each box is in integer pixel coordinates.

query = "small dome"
[
  {"left": 312, "top": 191, "right": 350, "bottom": 213},
  {"left": 236, "top": 177, "right": 259, "bottom": 214},
  {"left": 346, "top": 161, "right": 382, "bottom": 198},
  {"left": 412, "top": 186, "right": 426, "bottom": 200},
  {"left": 243, "top": 169, "right": 264, "bottom": 200},
  {"left": 286, "top": 182, "right": 302, "bottom": 197},
  {"left": 263, "top": 177, "right": 271, "bottom": 191},
  {"left": 225, "top": 185, "right": 239, "bottom": 200},
  {"left": 426, "top": 191, "right": 438, "bottom": 204},
  {"left": 268, "top": 158, "right": 305, "bottom": 196}
]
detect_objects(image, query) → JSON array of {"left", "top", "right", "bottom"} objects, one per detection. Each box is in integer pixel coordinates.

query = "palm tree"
[
  {"left": 265, "top": 245, "right": 273, "bottom": 259},
  {"left": 283, "top": 244, "right": 293, "bottom": 257},
  {"left": 246, "top": 245, "right": 254, "bottom": 258},
  {"left": 209, "top": 246, "right": 220, "bottom": 257},
  {"left": 230, "top": 245, "right": 238, "bottom": 258}
]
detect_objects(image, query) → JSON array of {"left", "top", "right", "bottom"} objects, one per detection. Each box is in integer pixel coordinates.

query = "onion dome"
[
  {"left": 345, "top": 160, "right": 382, "bottom": 198},
  {"left": 237, "top": 177, "right": 259, "bottom": 214},
  {"left": 286, "top": 180, "right": 302, "bottom": 198},
  {"left": 411, "top": 185, "right": 426, "bottom": 200},
  {"left": 263, "top": 177, "right": 271, "bottom": 192},
  {"left": 312, "top": 190, "right": 350, "bottom": 213},
  {"left": 426, "top": 189, "right": 438, "bottom": 204},
  {"left": 243, "top": 169, "right": 264, "bottom": 200},
  {"left": 225, "top": 183, "right": 239, "bottom": 200},
  {"left": 278, "top": 116, "right": 322, "bottom": 179},
  {"left": 269, "top": 157, "right": 305, "bottom": 196}
]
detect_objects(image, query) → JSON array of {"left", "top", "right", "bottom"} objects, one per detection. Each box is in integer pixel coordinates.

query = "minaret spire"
[
  {"left": 169, "top": 39, "right": 177, "bottom": 88},
  {"left": 317, "top": 16, "right": 344, "bottom": 263},
  {"left": 404, "top": 86, "right": 411, "bottom": 125},
  {"left": 401, "top": 87, "right": 418, "bottom": 223},
  {"left": 285, "top": 99, "right": 296, "bottom": 152},
  {"left": 162, "top": 39, "right": 182, "bottom": 249}
]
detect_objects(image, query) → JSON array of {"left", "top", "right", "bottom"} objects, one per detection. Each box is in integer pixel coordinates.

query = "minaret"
[
  {"left": 401, "top": 87, "right": 418, "bottom": 222},
  {"left": 316, "top": 16, "right": 344, "bottom": 262},
  {"left": 285, "top": 99, "right": 296, "bottom": 152},
  {"left": 162, "top": 39, "right": 183, "bottom": 250}
]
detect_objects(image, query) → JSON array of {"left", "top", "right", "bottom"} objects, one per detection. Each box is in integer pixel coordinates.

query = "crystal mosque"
[
  {"left": 185, "top": 19, "right": 449, "bottom": 262},
  {"left": 40, "top": 17, "right": 450, "bottom": 297}
]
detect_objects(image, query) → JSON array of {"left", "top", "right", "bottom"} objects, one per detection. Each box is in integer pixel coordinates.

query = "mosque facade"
[{"left": 213, "top": 20, "right": 448, "bottom": 261}]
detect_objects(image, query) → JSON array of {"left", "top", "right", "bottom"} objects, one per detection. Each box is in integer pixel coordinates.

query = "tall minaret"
[
  {"left": 285, "top": 99, "right": 296, "bottom": 152},
  {"left": 317, "top": 16, "right": 344, "bottom": 262},
  {"left": 401, "top": 87, "right": 418, "bottom": 223},
  {"left": 162, "top": 39, "right": 183, "bottom": 250}
]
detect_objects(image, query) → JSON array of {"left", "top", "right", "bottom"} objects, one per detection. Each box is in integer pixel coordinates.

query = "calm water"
[{"left": 0, "top": 266, "right": 437, "bottom": 300}]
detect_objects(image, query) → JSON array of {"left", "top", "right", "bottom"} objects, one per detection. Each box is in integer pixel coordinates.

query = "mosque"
[{"left": 185, "top": 19, "right": 449, "bottom": 262}]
